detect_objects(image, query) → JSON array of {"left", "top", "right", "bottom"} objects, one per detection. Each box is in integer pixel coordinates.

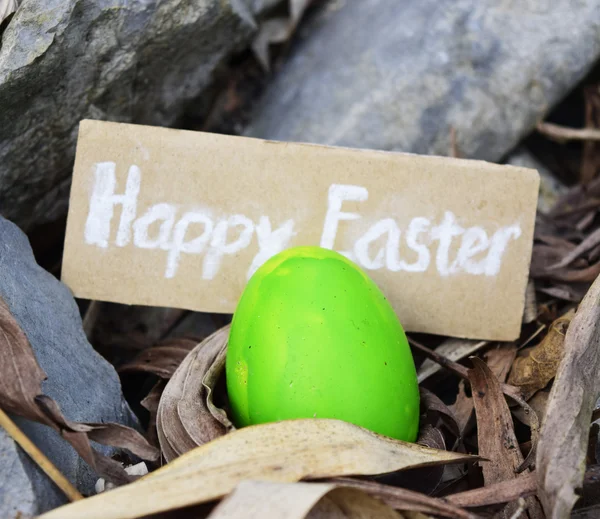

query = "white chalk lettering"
[
  {"left": 247, "top": 217, "right": 297, "bottom": 279},
  {"left": 485, "top": 224, "right": 522, "bottom": 276},
  {"left": 430, "top": 211, "right": 465, "bottom": 277},
  {"left": 202, "top": 215, "right": 254, "bottom": 280},
  {"left": 166, "top": 211, "right": 213, "bottom": 279},
  {"left": 84, "top": 163, "right": 524, "bottom": 281},
  {"left": 133, "top": 203, "right": 177, "bottom": 250},
  {"left": 85, "top": 162, "right": 140, "bottom": 248},
  {"left": 320, "top": 184, "right": 369, "bottom": 258}
]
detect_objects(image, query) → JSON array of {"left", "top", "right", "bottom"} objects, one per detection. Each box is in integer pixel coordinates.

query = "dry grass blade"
[
  {"left": 0, "top": 407, "right": 83, "bottom": 502},
  {"left": 333, "top": 478, "right": 478, "bottom": 519},
  {"left": 446, "top": 472, "right": 538, "bottom": 508},
  {"left": 41, "top": 419, "right": 479, "bottom": 519},
  {"left": 536, "top": 274, "right": 600, "bottom": 518},
  {"left": 468, "top": 358, "right": 543, "bottom": 519},
  {"left": 157, "top": 325, "right": 231, "bottom": 461},
  {"left": 537, "top": 121, "right": 600, "bottom": 142},
  {"left": 508, "top": 315, "right": 571, "bottom": 400},
  {"left": 207, "top": 481, "right": 401, "bottom": 519},
  {"left": 0, "top": 296, "right": 159, "bottom": 483}
]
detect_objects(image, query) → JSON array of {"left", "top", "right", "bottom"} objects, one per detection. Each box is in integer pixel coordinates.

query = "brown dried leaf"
[
  {"left": 141, "top": 379, "right": 166, "bottom": 447},
  {"left": 468, "top": 358, "right": 543, "bottom": 519},
  {"left": 536, "top": 273, "right": 600, "bottom": 518},
  {"left": 420, "top": 388, "right": 460, "bottom": 439},
  {"left": 548, "top": 227, "right": 600, "bottom": 271},
  {"left": 508, "top": 314, "right": 572, "bottom": 399},
  {"left": 118, "top": 337, "right": 198, "bottom": 379},
  {"left": 449, "top": 380, "right": 473, "bottom": 438},
  {"left": 42, "top": 419, "right": 479, "bottom": 519},
  {"left": 484, "top": 343, "right": 517, "bottom": 383},
  {"left": 207, "top": 481, "right": 401, "bottom": 519},
  {"left": 332, "top": 478, "right": 476, "bottom": 519},
  {"left": 513, "top": 390, "right": 550, "bottom": 427},
  {"left": 0, "top": 296, "right": 159, "bottom": 484},
  {"left": 157, "top": 325, "right": 232, "bottom": 461},
  {"left": 446, "top": 471, "right": 537, "bottom": 508}
]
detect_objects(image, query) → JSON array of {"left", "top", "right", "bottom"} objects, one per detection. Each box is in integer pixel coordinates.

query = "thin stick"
[
  {"left": 0, "top": 407, "right": 83, "bottom": 502},
  {"left": 537, "top": 121, "right": 600, "bottom": 142}
]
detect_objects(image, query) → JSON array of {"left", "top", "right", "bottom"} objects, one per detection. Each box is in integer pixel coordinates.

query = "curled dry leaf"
[
  {"left": 468, "top": 358, "right": 543, "bottom": 519},
  {"left": 508, "top": 314, "right": 572, "bottom": 400},
  {"left": 537, "top": 273, "right": 600, "bottom": 519},
  {"left": 118, "top": 337, "right": 199, "bottom": 379},
  {"left": 41, "top": 419, "right": 479, "bottom": 519},
  {"left": 157, "top": 325, "right": 232, "bottom": 461},
  {"left": 0, "top": 0, "right": 18, "bottom": 25},
  {"left": 420, "top": 388, "right": 460, "bottom": 440},
  {"left": 0, "top": 296, "right": 159, "bottom": 484},
  {"left": 207, "top": 480, "right": 401, "bottom": 519}
]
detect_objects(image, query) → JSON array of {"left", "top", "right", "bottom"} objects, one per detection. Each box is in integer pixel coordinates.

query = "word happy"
[{"left": 84, "top": 163, "right": 522, "bottom": 280}]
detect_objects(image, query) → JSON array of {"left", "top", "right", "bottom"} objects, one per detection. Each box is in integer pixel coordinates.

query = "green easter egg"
[{"left": 226, "top": 246, "right": 420, "bottom": 441}]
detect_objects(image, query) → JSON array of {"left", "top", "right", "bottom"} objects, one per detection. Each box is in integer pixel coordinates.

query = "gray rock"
[
  {"left": 0, "top": 0, "right": 266, "bottom": 231},
  {"left": 0, "top": 216, "right": 138, "bottom": 516},
  {"left": 246, "top": 0, "right": 600, "bottom": 163},
  {"left": 506, "top": 148, "right": 567, "bottom": 214}
]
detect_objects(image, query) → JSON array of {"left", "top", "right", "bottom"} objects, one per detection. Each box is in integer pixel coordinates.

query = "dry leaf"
[
  {"left": 449, "top": 380, "right": 473, "bottom": 438},
  {"left": 207, "top": 481, "right": 401, "bottom": 519},
  {"left": 118, "top": 337, "right": 198, "bottom": 378},
  {"left": 484, "top": 343, "right": 518, "bottom": 383},
  {"left": 0, "top": 296, "right": 159, "bottom": 484},
  {"left": 508, "top": 314, "right": 572, "bottom": 400},
  {"left": 420, "top": 388, "right": 460, "bottom": 439},
  {"left": 446, "top": 472, "right": 538, "bottom": 508},
  {"left": 157, "top": 325, "right": 232, "bottom": 461},
  {"left": 0, "top": 0, "right": 18, "bottom": 25},
  {"left": 417, "top": 339, "right": 489, "bottom": 383},
  {"left": 537, "top": 273, "right": 600, "bottom": 518},
  {"left": 468, "top": 358, "right": 543, "bottom": 519},
  {"left": 513, "top": 391, "right": 550, "bottom": 427},
  {"left": 41, "top": 419, "right": 478, "bottom": 519},
  {"left": 332, "top": 478, "right": 476, "bottom": 519}
]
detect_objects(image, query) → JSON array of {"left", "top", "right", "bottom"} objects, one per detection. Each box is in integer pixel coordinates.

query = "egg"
[{"left": 225, "top": 246, "right": 420, "bottom": 441}]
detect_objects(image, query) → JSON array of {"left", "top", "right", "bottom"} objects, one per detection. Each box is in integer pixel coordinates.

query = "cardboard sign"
[{"left": 62, "top": 120, "right": 539, "bottom": 340}]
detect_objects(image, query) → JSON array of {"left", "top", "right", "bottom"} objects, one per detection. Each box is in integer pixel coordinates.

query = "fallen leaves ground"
[{"left": 5, "top": 29, "right": 600, "bottom": 519}]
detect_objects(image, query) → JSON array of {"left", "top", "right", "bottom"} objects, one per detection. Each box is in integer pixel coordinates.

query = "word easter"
[{"left": 85, "top": 163, "right": 521, "bottom": 281}]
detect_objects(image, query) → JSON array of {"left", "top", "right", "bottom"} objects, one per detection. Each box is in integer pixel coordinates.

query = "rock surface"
[
  {"left": 0, "top": 216, "right": 138, "bottom": 516},
  {"left": 246, "top": 0, "right": 600, "bottom": 163},
  {"left": 0, "top": 0, "right": 263, "bottom": 231},
  {"left": 507, "top": 148, "right": 566, "bottom": 214}
]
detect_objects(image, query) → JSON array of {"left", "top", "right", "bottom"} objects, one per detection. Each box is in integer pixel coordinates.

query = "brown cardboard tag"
[{"left": 62, "top": 120, "right": 539, "bottom": 340}]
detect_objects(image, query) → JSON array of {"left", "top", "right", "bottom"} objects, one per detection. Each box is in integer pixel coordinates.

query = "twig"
[
  {"left": 508, "top": 498, "right": 527, "bottom": 519},
  {"left": 537, "top": 121, "right": 600, "bottom": 143},
  {"left": 0, "top": 407, "right": 83, "bottom": 502}
]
